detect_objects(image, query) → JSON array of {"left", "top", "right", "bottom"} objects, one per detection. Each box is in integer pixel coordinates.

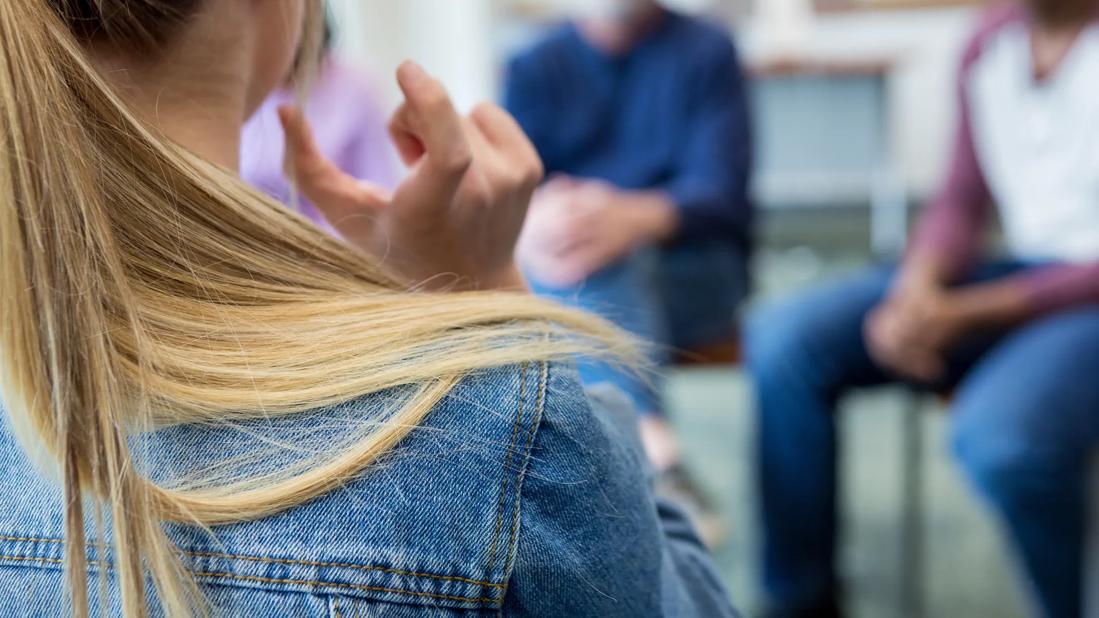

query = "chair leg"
[{"left": 899, "top": 394, "right": 925, "bottom": 618}]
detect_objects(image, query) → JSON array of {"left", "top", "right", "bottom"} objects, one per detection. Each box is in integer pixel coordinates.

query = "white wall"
[
  {"left": 740, "top": 6, "right": 980, "bottom": 196},
  {"left": 328, "top": 0, "right": 497, "bottom": 111},
  {"left": 329, "top": 0, "right": 980, "bottom": 198},
  {"left": 329, "top": 0, "right": 723, "bottom": 110}
]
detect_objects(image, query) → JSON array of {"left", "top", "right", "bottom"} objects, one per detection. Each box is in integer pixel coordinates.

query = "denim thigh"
[
  {"left": 656, "top": 241, "right": 749, "bottom": 350},
  {"left": 529, "top": 251, "right": 668, "bottom": 414}
]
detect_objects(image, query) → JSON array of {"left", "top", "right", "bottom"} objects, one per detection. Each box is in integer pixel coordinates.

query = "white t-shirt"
[{"left": 968, "top": 21, "right": 1099, "bottom": 263}]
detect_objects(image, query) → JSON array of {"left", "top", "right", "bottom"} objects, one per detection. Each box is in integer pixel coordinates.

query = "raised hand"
[{"left": 280, "top": 61, "right": 542, "bottom": 291}]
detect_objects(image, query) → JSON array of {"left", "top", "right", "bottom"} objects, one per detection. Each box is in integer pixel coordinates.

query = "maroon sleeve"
[
  {"left": 908, "top": 18, "right": 996, "bottom": 280},
  {"left": 918, "top": 4, "right": 1099, "bottom": 316},
  {"left": 907, "top": 5, "right": 1099, "bottom": 315},
  {"left": 1016, "top": 263, "right": 1099, "bottom": 315}
]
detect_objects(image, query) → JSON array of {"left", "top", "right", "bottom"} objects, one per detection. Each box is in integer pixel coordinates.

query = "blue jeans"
[
  {"left": 530, "top": 241, "right": 748, "bottom": 416},
  {"left": 746, "top": 263, "right": 1099, "bottom": 617}
]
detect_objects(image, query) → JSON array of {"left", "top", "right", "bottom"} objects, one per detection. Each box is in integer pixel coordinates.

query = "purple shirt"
[
  {"left": 912, "top": 3, "right": 1099, "bottom": 314},
  {"left": 242, "top": 58, "right": 396, "bottom": 236}
]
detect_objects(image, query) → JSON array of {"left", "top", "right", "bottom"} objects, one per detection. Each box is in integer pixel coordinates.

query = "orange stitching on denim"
[
  {"left": 333, "top": 595, "right": 341, "bottom": 618},
  {"left": 0, "top": 535, "right": 62, "bottom": 545},
  {"left": 185, "top": 550, "right": 501, "bottom": 588},
  {"left": 1, "top": 552, "right": 499, "bottom": 605},
  {"left": 191, "top": 570, "right": 498, "bottom": 605},
  {"left": 2, "top": 552, "right": 496, "bottom": 605},
  {"left": 0, "top": 554, "right": 63, "bottom": 565},
  {"left": 484, "top": 362, "right": 527, "bottom": 576},
  {"left": 0, "top": 534, "right": 502, "bottom": 589},
  {"left": 498, "top": 361, "right": 548, "bottom": 608}
]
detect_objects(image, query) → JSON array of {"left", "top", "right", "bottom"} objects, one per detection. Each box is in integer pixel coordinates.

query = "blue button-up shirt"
[{"left": 504, "top": 11, "right": 753, "bottom": 246}]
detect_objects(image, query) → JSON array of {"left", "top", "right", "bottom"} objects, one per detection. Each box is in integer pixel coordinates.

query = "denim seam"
[
  {"left": 484, "top": 362, "right": 528, "bottom": 579},
  {"left": 0, "top": 553, "right": 497, "bottom": 605},
  {"left": 185, "top": 550, "right": 503, "bottom": 589},
  {"left": 332, "top": 595, "right": 341, "bottom": 618},
  {"left": 506, "top": 363, "right": 547, "bottom": 564},
  {"left": 0, "top": 536, "right": 505, "bottom": 589},
  {"left": 496, "top": 360, "right": 549, "bottom": 614},
  {"left": 0, "top": 554, "right": 63, "bottom": 566},
  {"left": 0, "top": 370, "right": 545, "bottom": 607},
  {"left": 190, "top": 570, "right": 498, "bottom": 605}
]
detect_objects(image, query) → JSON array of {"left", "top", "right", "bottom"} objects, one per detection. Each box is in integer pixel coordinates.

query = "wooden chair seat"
[{"left": 672, "top": 336, "right": 742, "bottom": 367}]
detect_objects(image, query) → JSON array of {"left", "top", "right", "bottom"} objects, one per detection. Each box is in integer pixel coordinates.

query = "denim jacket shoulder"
[{"left": 0, "top": 361, "right": 736, "bottom": 617}]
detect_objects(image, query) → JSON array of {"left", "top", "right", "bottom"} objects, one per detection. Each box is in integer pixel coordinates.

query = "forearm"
[
  {"left": 654, "top": 497, "right": 741, "bottom": 618},
  {"left": 948, "top": 263, "right": 1099, "bottom": 329},
  {"left": 949, "top": 278, "right": 1033, "bottom": 331}
]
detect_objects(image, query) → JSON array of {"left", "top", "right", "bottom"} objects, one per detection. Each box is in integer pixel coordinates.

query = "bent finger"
[
  {"left": 394, "top": 61, "right": 471, "bottom": 177},
  {"left": 280, "top": 106, "right": 388, "bottom": 217},
  {"left": 388, "top": 103, "right": 426, "bottom": 167}
]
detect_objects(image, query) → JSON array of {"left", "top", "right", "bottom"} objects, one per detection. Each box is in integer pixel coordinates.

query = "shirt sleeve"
[
  {"left": 1014, "top": 264, "right": 1099, "bottom": 315},
  {"left": 660, "top": 35, "right": 753, "bottom": 245},
  {"left": 337, "top": 81, "right": 398, "bottom": 190},
  {"left": 503, "top": 53, "right": 557, "bottom": 172},
  {"left": 909, "top": 15, "right": 1099, "bottom": 315},
  {"left": 909, "top": 31, "right": 994, "bottom": 279},
  {"left": 502, "top": 367, "right": 738, "bottom": 617}
]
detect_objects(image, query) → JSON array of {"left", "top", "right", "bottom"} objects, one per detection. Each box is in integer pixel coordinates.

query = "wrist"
[
  {"left": 897, "top": 251, "right": 953, "bottom": 295},
  {"left": 483, "top": 262, "right": 529, "bottom": 292},
  {"left": 628, "top": 193, "right": 679, "bottom": 244},
  {"left": 949, "top": 283, "right": 1031, "bottom": 329},
  {"left": 896, "top": 265, "right": 942, "bottom": 297}
]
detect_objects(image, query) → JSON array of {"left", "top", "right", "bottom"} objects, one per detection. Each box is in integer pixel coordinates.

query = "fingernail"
[
  {"left": 398, "top": 60, "right": 428, "bottom": 85},
  {"left": 277, "top": 106, "right": 298, "bottom": 125}
]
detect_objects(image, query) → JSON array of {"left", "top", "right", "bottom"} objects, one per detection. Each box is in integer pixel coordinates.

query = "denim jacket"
[{"left": 0, "top": 362, "right": 737, "bottom": 617}]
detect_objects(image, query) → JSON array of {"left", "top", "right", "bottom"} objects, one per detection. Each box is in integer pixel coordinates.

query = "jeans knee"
[
  {"left": 953, "top": 423, "right": 1052, "bottom": 510},
  {"left": 745, "top": 304, "right": 812, "bottom": 380}
]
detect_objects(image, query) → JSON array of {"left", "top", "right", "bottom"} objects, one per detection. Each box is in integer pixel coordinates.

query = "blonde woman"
[{"left": 0, "top": 1, "right": 737, "bottom": 617}]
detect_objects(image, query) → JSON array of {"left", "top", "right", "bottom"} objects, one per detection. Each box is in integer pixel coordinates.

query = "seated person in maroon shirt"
[{"left": 747, "top": 1, "right": 1099, "bottom": 616}]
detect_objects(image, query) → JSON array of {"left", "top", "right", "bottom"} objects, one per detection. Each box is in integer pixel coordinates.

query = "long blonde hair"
[{"left": 0, "top": 1, "right": 632, "bottom": 616}]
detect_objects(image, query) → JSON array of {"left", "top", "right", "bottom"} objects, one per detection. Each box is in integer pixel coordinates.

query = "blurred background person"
[
  {"left": 242, "top": 22, "right": 395, "bottom": 234},
  {"left": 747, "top": 1, "right": 1099, "bottom": 616},
  {"left": 230, "top": 0, "right": 1099, "bottom": 612},
  {"left": 504, "top": 0, "right": 753, "bottom": 522}
]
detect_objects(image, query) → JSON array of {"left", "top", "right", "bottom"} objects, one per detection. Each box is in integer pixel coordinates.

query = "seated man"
[
  {"left": 747, "top": 1, "right": 1099, "bottom": 616},
  {"left": 506, "top": 0, "right": 753, "bottom": 484}
]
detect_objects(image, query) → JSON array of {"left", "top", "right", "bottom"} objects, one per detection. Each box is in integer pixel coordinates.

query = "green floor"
[{"left": 665, "top": 230, "right": 1032, "bottom": 617}]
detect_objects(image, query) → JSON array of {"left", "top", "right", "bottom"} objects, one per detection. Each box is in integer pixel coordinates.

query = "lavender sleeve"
[
  {"left": 328, "top": 66, "right": 398, "bottom": 191},
  {"left": 241, "top": 58, "right": 396, "bottom": 237}
]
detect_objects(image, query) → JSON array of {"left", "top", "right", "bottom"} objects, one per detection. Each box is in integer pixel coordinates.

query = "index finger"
[{"left": 395, "top": 61, "right": 471, "bottom": 176}]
